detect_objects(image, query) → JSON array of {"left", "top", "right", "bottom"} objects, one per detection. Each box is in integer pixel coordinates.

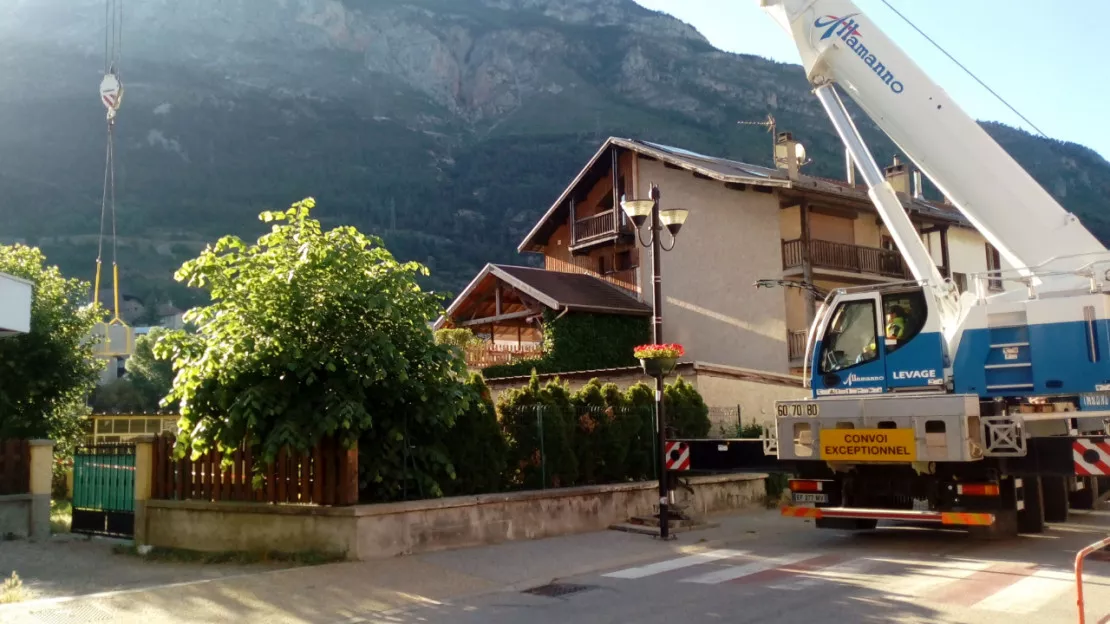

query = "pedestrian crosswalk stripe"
[
  {"left": 681, "top": 553, "right": 817, "bottom": 585},
  {"left": 602, "top": 549, "right": 748, "bottom": 579},
  {"left": 600, "top": 549, "right": 1086, "bottom": 615},
  {"left": 970, "top": 568, "right": 1074, "bottom": 614},
  {"left": 766, "top": 556, "right": 885, "bottom": 591},
  {"left": 868, "top": 557, "right": 994, "bottom": 597}
]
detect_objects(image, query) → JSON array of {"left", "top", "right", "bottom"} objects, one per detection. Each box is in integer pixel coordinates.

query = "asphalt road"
[{"left": 362, "top": 511, "right": 1110, "bottom": 624}]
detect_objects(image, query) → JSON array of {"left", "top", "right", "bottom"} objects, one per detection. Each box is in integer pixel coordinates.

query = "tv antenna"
[{"left": 738, "top": 114, "right": 776, "bottom": 166}]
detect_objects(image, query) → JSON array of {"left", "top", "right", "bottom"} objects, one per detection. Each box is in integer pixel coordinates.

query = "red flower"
[{"left": 633, "top": 343, "right": 685, "bottom": 359}]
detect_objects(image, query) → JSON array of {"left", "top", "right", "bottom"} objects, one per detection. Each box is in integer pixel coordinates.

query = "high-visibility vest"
[{"left": 886, "top": 317, "right": 906, "bottom": 339}]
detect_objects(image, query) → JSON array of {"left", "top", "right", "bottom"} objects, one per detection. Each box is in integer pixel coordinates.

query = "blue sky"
[{"left": 632, "top": 0, "right": 1109, "bottom": 161}]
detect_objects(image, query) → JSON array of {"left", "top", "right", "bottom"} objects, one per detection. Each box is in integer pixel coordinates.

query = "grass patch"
[
  {"left": 111, "top": 544, "right": 346, "bottom": 567},
  {"left": 50, "top": 499, "right": 72, "bottom": 534},
  {"left": 0, "top": 572, "right": 26, "bottom": 605}
]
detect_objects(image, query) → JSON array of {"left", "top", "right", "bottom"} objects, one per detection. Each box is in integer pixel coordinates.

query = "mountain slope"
[{"left": 1, "top": 0, "right": 1107, "bottom": 314}]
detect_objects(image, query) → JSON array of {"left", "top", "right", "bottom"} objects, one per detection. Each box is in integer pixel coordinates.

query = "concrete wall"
[
  {"left": 145, "top": 501, "right": 360, "bottom": 556},
  {"left": 143, "top": 474, "right": 766, "bottom": 561},
  {"left": 0, "top": 495, "right": 31, "bottom": 538},
  {"left": 634, "top": 157, "right": 789, "bottom": 374}
]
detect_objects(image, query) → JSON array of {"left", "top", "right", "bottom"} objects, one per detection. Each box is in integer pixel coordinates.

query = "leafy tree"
[
  {"left": 156, "top": 198, "right": 472, "bottom": 500},
  {"left": 87, "top": 327, "right": 182, "bottom": 414},
  {"left": 434, "top": 328, "right": 482, "bottom": 349},
  {"left": 88, "top": 378, "right": 148, "bottom": 414},
  {"left": 126, "top": 327, "right": 179, "bottom": 412},
  {"left": 0, "top": 244, "right": 103, "bottom": 444}
]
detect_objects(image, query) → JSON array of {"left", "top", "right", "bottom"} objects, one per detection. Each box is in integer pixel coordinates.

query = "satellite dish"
[{"left": 794, "top": 142, "right": 812, "bottom": 168}]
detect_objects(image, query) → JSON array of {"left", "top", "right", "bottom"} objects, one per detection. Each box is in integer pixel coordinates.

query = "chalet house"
[{"left": 436, "top": 134, "right": 1017, "bottom": 427}]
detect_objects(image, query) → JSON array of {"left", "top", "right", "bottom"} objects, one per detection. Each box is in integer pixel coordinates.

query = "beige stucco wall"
[
  {"left": 144, "top": 474, "right": 766, "bottom": 561},
  {"left": 695, "top": 370, "right": 810, "bottom": 432},
  {"left": 943, "top": 226, "right": 1020, "bottom": 292},
  {"left": 634, "top": 158, "right": 789, "bottom": 373}
]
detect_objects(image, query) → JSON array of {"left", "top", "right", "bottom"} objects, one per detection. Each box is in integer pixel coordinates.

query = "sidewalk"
[{"left": 0, "top": 510, "right": 784, "bottom": 624}]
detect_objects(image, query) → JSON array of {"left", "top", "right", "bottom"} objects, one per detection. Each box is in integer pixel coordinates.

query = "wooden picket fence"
[
  {"left": 0, "top": 440, "right": 31, "bottom": 496},
  {"left": 150, "top": 433, "right": 358, "bottom": 506}
]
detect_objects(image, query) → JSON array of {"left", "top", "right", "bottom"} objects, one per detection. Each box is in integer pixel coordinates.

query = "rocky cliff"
[{"left": 0, "top": 0, "right": 1107, "bottom": 311}]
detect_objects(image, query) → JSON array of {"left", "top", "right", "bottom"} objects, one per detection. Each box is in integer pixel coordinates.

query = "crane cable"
[
  {"left": 95, "top": 0, "right": 124, "bottom": 323},
  {"left": 877, "top": 0, "right": 1048, "bottom": 138}
]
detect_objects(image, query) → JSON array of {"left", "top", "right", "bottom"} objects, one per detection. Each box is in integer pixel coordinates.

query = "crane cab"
[{"left": 808, "top": 285, "right": 948, "bottom": 397}]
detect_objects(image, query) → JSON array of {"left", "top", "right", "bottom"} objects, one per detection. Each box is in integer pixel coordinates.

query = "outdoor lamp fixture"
[{"left": 619, "top": 183, "right": 689, "bottom": 540}]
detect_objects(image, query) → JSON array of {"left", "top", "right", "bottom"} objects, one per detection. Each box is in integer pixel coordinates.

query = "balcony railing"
[
  {"left": 782, "top": 238, "right": 911, "bottom": 279},
  {"left": 464, "top": 344, "right": 544, "bottom": 369},
  {"left": 573, "top": 211, "right": 630, "bottom": 247},
  {"left": 788, "top": 329, "right": 808, "bottom": 361},
  {"left": 545, "top": 257, "right": 641, "bottom": 297}
]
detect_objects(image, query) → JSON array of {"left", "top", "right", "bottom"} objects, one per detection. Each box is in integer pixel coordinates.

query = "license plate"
[
  {"left": 777, "top": 402, "right": 820, "bottom": 417},
  {"left": 794, "top": 493, "right": 828, "bottom": 503}
]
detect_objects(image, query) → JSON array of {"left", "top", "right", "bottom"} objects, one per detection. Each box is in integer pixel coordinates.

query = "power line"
[{"left": 877, "top": 0, "right": 1049, "bottom": 138}]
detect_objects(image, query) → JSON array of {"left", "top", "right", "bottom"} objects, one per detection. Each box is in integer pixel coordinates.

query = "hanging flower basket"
[{"left": 633, "top": 343, "right": 685, "bottom": 377}]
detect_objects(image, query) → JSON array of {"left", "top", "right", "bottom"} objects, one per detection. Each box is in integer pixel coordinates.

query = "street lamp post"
[{"left": 620, "top": 183, "right": 689, "bottom": 540}]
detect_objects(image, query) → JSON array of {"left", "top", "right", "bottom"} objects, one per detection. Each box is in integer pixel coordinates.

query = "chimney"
[
  {"left": 774, "top": 132, "right": 800, "bottom": 179},
  {"left": 884, "top": 156, "right": 910, "bottom": 195},
  {"left": 912, "top": 170, "right": 923, "bottom": 199},
  {"left": 845, "top": 148, "right": 856, "bottom": 186}
]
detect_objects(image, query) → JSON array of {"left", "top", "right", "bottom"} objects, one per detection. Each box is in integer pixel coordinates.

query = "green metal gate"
[{"left": 72, "top": 443, "right": 136, "bottom": 538}]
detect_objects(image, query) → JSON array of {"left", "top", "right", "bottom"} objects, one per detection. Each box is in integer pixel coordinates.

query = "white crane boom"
[{"left": 759, "top": 0, "right": 1106, "bottom": 290}]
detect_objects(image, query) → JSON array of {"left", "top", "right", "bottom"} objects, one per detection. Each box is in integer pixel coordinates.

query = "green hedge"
[
  {"left": 457, "top": 372, "right": 712, "bottom": 491},
  {"left": 441, "top": 373, "right": 510, "bottom": 496},
  {"left": 482, "top": 309, "right": 650, "bottom": 378}
]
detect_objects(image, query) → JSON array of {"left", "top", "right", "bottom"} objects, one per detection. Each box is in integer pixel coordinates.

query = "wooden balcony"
[
  {"left": 571, "top": 211, "right": 632, "bottom": 251},
  {"left": 464, "top": 344, "right": 544, "bottom": 369},
  {"left": 782, "top": 238, "right": 911, "bottom": 280},
  {"left": 545, "top": 257, "right": 641, "bottom": 298}
]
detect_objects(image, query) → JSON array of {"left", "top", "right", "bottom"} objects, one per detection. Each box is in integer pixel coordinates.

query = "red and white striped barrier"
[
  {"left": 664, "top": 441, "right": 690, "bottom": 471},
  {"left": 1073, "top": 439, "right": 1110, "bottom": 476}
]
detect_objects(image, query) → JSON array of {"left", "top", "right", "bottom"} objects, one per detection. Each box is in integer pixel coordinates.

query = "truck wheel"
[
  {"left": 1042, "top": 476, "right": 1069, "bottom": 523},
  {"left": 969, "top": 509, "right": 1017, "bottom": 540},
  {"left": 1017, "top": 476, "right": 1045, "bottom": 534},
  {"left": 1069, "top": 476, "right": 1098, "bottom": 510}
]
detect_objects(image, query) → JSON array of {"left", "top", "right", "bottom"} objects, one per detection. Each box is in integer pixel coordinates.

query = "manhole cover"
[{"left": 523, "top": 583, "right": 596, "bottom": 598}]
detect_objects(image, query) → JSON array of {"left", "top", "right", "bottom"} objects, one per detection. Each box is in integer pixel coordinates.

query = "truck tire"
[
  {"left": 1042, "top": 476, "right": 1069, "bottom": 523},
  {"left": 1069, "top": 476, "right": 1098, "bottom": 510},
  {"left": 1017, "top": 476, "right": 1045, "bottom": 534}
]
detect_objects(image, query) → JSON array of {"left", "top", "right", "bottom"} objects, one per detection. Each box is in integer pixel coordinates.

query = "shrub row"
[{"left": 440, "top": 372, "right": 711, "bottom": 496}]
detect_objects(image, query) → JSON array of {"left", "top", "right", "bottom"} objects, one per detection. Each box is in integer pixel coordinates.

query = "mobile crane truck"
[{"left": 671, "top": 0, "right": 1110, "bottom": 538}]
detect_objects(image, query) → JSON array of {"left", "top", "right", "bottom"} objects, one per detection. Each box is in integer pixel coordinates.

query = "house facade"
[
  {"left": 0, "top": 272, "right": 32, "bottom": 338},
  {"left": 439, "top": 134, "right": 1018, "bottom": 426}
]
